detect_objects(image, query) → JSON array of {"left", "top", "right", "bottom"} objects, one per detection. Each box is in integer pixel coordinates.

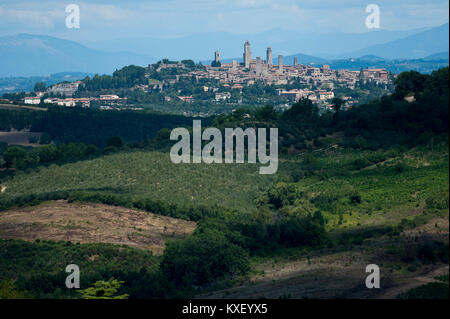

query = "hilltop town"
[{"left": 4, "top": 41, "right": 394, "bottom": 115}]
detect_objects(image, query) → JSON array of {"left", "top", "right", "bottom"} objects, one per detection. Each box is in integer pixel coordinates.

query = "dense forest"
[{"left": 0, "top": 107, "right": 203, "bottom": 147}]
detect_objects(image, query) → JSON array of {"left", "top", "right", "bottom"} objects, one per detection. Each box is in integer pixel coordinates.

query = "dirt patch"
[
  {"left": 0, "top": 130, "right": 42, "bottom": 146},
  {"left": 0, "top": 200, "right": 196, "bottom": 254}
]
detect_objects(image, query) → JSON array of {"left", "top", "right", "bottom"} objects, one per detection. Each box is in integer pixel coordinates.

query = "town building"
[{"left": 24, "top": 97, "right": 41, "bottom": 105}]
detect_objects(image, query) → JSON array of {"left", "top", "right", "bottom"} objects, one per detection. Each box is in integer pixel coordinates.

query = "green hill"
[{"left": 1, "top": 151, "right": 276, "bottom": 214}]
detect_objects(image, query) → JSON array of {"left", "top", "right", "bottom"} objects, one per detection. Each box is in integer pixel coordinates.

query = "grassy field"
[
  {"left": 2, "top": 145, "right": 448, "bottom": 224},
  {"left": 1, "top": 150, "right": 276, "bottom": 213}
]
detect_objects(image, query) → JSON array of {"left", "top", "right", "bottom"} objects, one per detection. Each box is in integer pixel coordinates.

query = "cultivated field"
[{"left": 1, "top": 150, "right": 276, "bottom": 212}]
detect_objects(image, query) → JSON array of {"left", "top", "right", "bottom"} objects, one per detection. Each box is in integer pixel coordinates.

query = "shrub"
[
  {"left": 39, "top": 133, "right": 52, "bottom": 145},
  {"left": 417, "top": 240, "right": 449, "bottom": 263},
  {"left": 393, "top": 161, "right": 407, "bottom": 173},
  {"left": 351, "top": 157, "right": 371, "bottom": 170},
  {"left": 426, "top": 193, "right": 449, "bottom": 209},
  {"left": 397, "top": 282, "right": 449, "bottom": 299},
  {"left": 160, "top": 230, "right": 250, "bottom": 288},
  {"left": 106, "top": 136, "right": 123, "bottom": 148},
  {"left": 267, "top": 182, "right": 298, "bottom": 209}
]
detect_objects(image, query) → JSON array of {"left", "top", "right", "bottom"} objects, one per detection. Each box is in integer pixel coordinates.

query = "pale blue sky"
[{"left": 0, "top": 0, "right": 448, "bottom": 40}]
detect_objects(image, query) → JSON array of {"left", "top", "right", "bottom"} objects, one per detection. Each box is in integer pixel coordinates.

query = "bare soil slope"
[{"left": 0, "top": 200, "right": 196, "bottom": 254}]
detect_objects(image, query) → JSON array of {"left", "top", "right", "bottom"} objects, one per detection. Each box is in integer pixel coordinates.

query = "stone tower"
[
  {"left": 278, "top": 55, "right": 283, "bottom": 73},
  {"left": 214, "top": 51, "right": 220, "bottom": 64},
  {"left": 255, "top": 57, "right": 262, "bottom": 75},
  {"left": 266, "top": 47, "right": 273, "bottom": 66},
  {"left": 244, "top": 41, "right": 252, "bottom": 69}
]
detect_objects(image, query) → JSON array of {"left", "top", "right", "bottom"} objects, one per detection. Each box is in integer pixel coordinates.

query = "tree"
[
  {"left": 394, "top": 70, "right": 427, "bottom": 99},
  {"left": 0, "top": 280, "right": 29, "bottom": 299},
  {"left": 181, "top": 59, "right": 196, "bottom": 68},
  {"left": 3, "top": 146, "right": 27, "bottom": 168},
  {"left": 332, "top": 97, "right": 344, "bottom": 115},
  {"left": 106, "top": 136, "right": 123, "bottom": 148},
  {"left": 282, "top": 98, "right": 318, "bottom": 122},
  {"left": 78, "top": 278, "right": 129, "bottom": 299},
  {"left": 34, "top": 82, "right": 46, "bottom": 92},
  {"left": 267, "top": 182, "right": 298, "bottom": 209},
  {"left": 39, "top": 133, "right": 52, "bottom": 145},
  {"left": 0, "top": 142, "right": 7, "bottom": 155},
  {"left": 254, "top": 105, "right": 278, "bottom": 121},
  {"left": 161, "top": 229, "right": 250, "bottom": 288}
]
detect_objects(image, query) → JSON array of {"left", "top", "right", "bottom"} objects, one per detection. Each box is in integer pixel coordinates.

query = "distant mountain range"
[
  {"left": 84, "top": 26, "right": 430, "bottom": 61},
  {"left": 341, "top": 23, "right": 449, "bottom": 59},
  {"left": 425, "top": 52, "right": 449, "bottom": 60},
  {"left": 0, "top": 23, "right": 448, "bottom": 78},
  {"left": 0, "top": 72, "right": 92, "bottom": 94},
  {"left": 0, "top": 34, "right": 154, "bottom": 77},
  {"left": 327, "top": 56, "right": 449, "bottom": 74}
]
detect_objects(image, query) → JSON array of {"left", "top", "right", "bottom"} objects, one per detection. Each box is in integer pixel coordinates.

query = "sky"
[{"left": 0, "top": 0, "right": 448, "bottom": 40}]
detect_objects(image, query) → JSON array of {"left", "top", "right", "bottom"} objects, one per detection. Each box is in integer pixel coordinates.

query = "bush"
[
  {"left": 349, "top": 192, "right": 362, "bottom": 205},
  {"left": 39, "top": 133, "right": 52, "bottom": 145},
  {"left": 271, "top": 216, "right": 328, "bottom": 248},
  {"left": 426, "top": 193, "right": 449, "bottom": 209},
  {"left": 106, "top": 136, "right": 123, "bottom": 148},
  {"left": 397, "top": 282, "right": 449, "bottom": 299},
  {"left": 417, "top": 240, "right": 449, "bottom": 263},
  {"left": 351, "top": 157, "right": 371, "bottom": 170},
  {"left": 160, "top": 230, "right": 250, "bottom": 288},
  {"left": 267, "top": 182, "right": 298, "bottom": 209},
  {"left": 394, "top": 161, "right": 407, "bottom": 173}
]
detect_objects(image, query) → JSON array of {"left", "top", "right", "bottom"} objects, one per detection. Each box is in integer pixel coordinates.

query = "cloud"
[{"left": 0, "top": 0, "right": 448, "bottom": 39}]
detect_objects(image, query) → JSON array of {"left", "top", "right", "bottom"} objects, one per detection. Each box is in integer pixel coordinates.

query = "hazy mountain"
[
  {"left": 425, "top": 52, "right": 449, "bottom": 60},
  {"left": 357, "top": 55, "right": 387, "bottom": 62},
  {"left": 342, "top": 23, "right": 449, "bottom": 60},
  {"left": 0, "top": 34, "right": 155, "bottom": 77},
  {"left": 0, "top": 72, "right": 92, "bottom": 94},
  {"left": 0, "top": 24, "right": 447, "bottom": 78},
  {"left": 83, "top": 27, "right": 430, "bottom": 62}
]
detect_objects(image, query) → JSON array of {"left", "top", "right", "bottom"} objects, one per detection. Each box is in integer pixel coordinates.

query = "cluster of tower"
[
  {"left": 213, "top": 41, "right": 297, "bottom": 72},
  {"left": 244, "top": 42, "right": 280, "bottom": 69}
]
